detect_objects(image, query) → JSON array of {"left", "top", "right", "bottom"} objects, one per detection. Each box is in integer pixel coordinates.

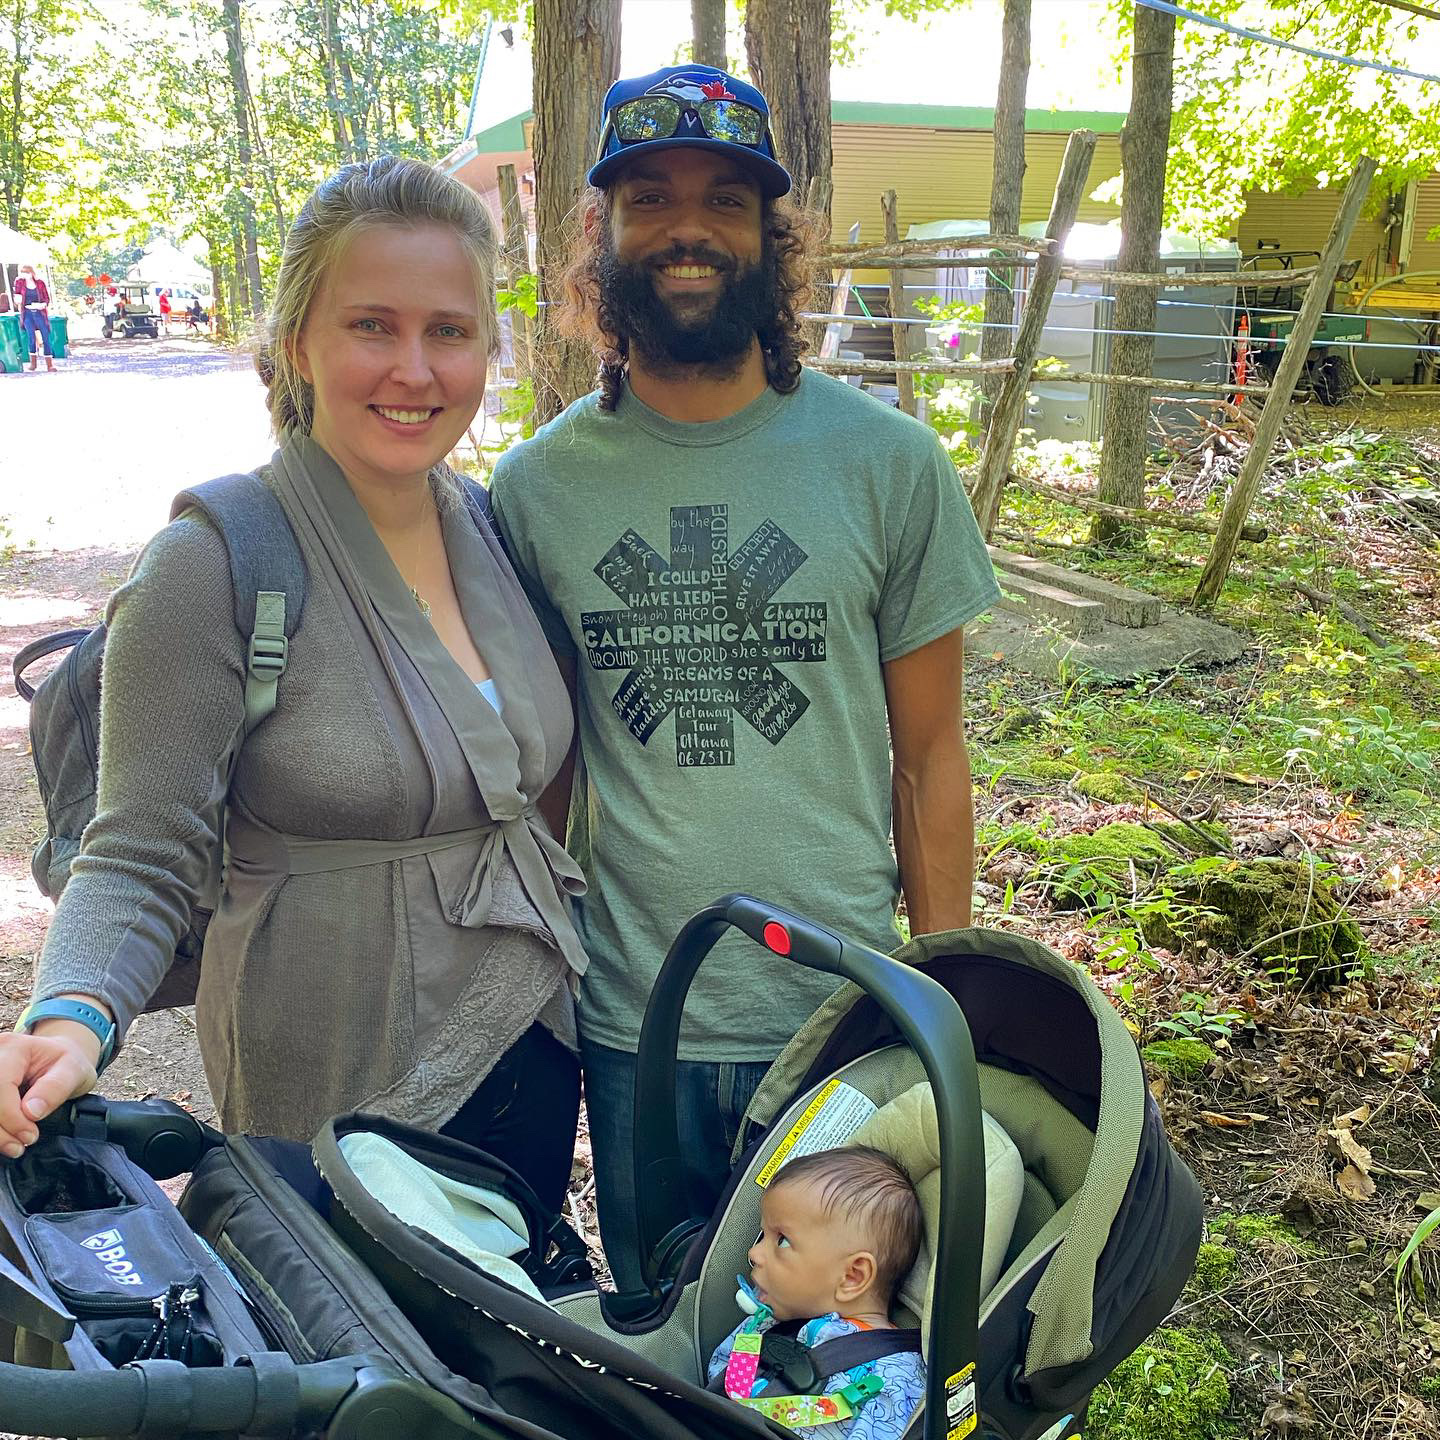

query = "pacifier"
[{"left": 735, "top": 1273, "right": 761, "bottom": 1316}]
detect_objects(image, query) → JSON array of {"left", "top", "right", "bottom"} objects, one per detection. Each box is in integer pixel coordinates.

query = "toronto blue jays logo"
[
  {"left": 582, "top": 505, "right": 827, "bottom": 767},
  {"left": 647, "top": 73, "right": 738, "bottom": 105}
]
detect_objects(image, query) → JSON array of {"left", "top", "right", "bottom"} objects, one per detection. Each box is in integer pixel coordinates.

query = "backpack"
[
  {"left": 14, "top": 471, "right": 501, "bottom": 1014},
  {"left": 13, "top": 473, "right": 308, "bottom": 1012}
]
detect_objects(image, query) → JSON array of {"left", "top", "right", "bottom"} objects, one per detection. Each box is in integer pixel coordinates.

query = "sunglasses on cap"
[{"left": 599, "top": 94, "right": 768, "bottom": 160}]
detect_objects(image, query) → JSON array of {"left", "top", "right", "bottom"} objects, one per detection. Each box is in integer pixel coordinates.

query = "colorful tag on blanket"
[
  {"left": 724, "top": 1330, "right": 764, "bottom": 1399},
  {"left": 735, "top": 1392, "right": 855, "bottom": 1428}
]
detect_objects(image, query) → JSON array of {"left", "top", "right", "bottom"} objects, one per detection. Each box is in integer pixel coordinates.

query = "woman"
[
  {"left": 0, "top": 157, "right": 587, "bottom": 1211},
  {"left": 12, "top": 264, "right": 54, "bottom": 371}
]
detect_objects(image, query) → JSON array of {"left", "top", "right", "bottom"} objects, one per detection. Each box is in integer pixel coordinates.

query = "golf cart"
[
  {"left": 1237, "top": 248, "right": 1364, "bottom": 405},
  {"left": 103, "top": 280, "right": 160, "bottom": 339}
]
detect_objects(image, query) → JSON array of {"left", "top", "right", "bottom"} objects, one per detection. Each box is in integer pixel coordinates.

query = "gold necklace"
[{"left": 408, "top": 483, "right": 433, "bottom": 620}]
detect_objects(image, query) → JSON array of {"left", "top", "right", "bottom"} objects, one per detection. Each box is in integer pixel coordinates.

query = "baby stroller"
[{"left": 0, "top": 895, "right": 1202, "bottom": 1439}]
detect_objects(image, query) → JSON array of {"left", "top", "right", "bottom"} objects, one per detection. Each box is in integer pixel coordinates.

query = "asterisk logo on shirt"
[{"left": 581, "top": 505, "right": 827, "bottom": 767}]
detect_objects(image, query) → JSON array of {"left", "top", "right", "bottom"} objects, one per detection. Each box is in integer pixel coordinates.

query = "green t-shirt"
[{"left": 490, "top": 371, "right": 999, "bottom": 1060}]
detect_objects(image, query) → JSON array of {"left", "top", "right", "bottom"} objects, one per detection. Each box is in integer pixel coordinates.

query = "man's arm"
[
  {"left": 537, "top": 653, "right": 579, "bottom": 842},
  {"left": 882, "top": 626, "right": 976, "bottom": 936}
]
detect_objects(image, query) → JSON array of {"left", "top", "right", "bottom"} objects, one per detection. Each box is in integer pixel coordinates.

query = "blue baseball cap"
[{"left": 588, "top": 64, "right": 792, "bottom": 198}]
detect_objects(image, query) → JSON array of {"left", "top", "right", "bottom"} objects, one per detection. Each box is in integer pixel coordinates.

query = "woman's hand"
[{"left": 0, "top": 1025, "right": 101, "bottom": 1157}]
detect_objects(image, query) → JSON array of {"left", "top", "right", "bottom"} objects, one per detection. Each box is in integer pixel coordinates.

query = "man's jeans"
[{"left": 581, "top": 1036, "right": 771, "bottom": 1293}]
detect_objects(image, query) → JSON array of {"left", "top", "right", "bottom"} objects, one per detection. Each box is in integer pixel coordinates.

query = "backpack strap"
[
  {"left": 13, "top": 628, "right": 93, "bottom": 702},
  {"left": 170, "top": 474, "right": 308, "bottom": 733}
]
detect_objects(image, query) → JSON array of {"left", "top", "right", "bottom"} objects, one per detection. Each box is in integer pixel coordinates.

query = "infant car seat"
[{"left": 0, "top": 897, "right": 1201, "bottom": 1440}]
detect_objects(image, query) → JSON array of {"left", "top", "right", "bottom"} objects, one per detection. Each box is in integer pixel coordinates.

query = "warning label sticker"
[
  {"left": 754, "top": 1079, "right": 879, "bottom": 1188},
  {"left": 945, "top": 1363, "right": 977, "bottom": 1439}
]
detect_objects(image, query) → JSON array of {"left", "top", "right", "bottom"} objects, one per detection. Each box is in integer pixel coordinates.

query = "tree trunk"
[
  {"left": 4, "top": 19, "right": 22, "bottom": 228},
  {"left": 311, "top": 29, "right": 353, "bottom": 162},
  {"left": 971, "top": 130, "right": 1097, "bottom": 538},
  {"left": 531, "top": 0, "right": 621, "bottom": 423},
  {"left": 883, "top": 191, "right": 915, "bottom": 417},
  {"left": 222, "top": 0, "right": 265, "bottom": 320},
  {"left": 692, "top": 0, "right": 726, "bottom": 68},
  {"left": 1090, "top": 1, "right": 1174, "bottom": 547},
  {"left": 980, "top": 0, "right": 1030, "bottom": 424},
  {"left": 1193, "top": 159, "right": 1377, "bottom": 609},
  {"left": 744, "top": 0, "right": 831, "bottom": 220},
  {"left": 227, "top": 222, "right": 246, "bottom": 328},
  {"left": 498, "top": 163, "right": 534, "bottom": 388},
  {"left": 323, "top": 0, "right": 367, "bottom": 161},
  {"left": 247, "top": 85, "right": 288, "bottom": 239},
  {"left": 207, "top": 236, "right": 229, "bottom": 342}
]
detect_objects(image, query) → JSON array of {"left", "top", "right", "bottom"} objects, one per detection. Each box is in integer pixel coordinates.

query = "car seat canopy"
[{"left": 737, "top": 926, "right": 1201, "bottom": 1390}]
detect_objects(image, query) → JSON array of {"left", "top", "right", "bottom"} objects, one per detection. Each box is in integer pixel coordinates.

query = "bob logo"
[{"left": 80, "top": 1227, "right": 146, "bottom": 1287}]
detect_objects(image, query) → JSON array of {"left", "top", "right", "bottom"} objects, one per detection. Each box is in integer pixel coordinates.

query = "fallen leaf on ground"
[
  {"left": 1262, "top": 1379, "right": 1318, "bottom": 1435},
  {"left": 1324, "top": 1124, "right": 1374, "bottom": 1175},
  {"left": 1200, "top": 1111, "right": 1253, "bottom": 1127},
  {"left": 1332, "top": 1104, "right": 1371, "bottom": 1129},
  {"left": 1336, "top": 1163, "right": 1377, "bottom": 1202}
]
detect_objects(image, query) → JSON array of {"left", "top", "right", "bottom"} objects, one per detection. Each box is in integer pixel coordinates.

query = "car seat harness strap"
[{"left": 719, "top": 1303, "right": 920, "bottom": 1426}]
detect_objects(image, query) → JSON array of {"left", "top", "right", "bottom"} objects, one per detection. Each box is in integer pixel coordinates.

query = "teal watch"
[{"left": 16, "top": 999, "right": 117, "bottom": 1074}]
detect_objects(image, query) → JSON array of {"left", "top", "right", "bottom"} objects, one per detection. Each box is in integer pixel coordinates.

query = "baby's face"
[{"left": 747, "top": 1177, "right": 869, "bottom": 1322}]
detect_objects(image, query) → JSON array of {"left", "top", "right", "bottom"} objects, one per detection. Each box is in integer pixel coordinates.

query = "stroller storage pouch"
[{"left": 0, "top": 1129, "right": 272, "bottom": 1373}]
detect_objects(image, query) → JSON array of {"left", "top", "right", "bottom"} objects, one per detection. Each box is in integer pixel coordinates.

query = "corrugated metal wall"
[
  {"left": 1235, "top": 186, "right": 1389, "bottom": 277},
  {"left": 1409, "top": 172, "right": 1440, "bottom": 275},
  {"left": 830, "top": 126, "right": 1123, "bottom": 244}
]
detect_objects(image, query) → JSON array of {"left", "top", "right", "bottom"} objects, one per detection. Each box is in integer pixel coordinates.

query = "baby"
[{"left": 707, "top": 1145, "right": 926, "bottom": 1440}]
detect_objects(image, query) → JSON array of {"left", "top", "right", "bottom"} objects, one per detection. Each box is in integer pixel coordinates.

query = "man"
[{"left": 490, "top": 63, "right": 999, "bottom": 1290}]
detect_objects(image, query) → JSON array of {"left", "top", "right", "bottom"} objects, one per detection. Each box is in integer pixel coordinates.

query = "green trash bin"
[
  {"left": 0, "top": 312, "right": 22, "bottom": 373},
  {"left": 48, "top": 314, "right": 68, "bottom": 360}
]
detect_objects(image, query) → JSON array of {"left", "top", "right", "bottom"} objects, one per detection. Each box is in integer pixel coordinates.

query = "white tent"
[
  {"left": 0, "top": 223, "right": 50, "bottom": 267},
  {"left": 128, "top": 240, "right": 210, "bottom": 291}
]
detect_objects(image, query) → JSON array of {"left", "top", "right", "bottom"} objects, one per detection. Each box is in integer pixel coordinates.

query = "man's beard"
[{"left": 597, "top": 236, "right": 779, "bottom": 376}]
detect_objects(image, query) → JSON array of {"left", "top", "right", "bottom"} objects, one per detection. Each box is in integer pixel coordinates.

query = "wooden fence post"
[
  {"left": 1192, "top": 157, "right": 1377, "bottom": 610},
  {"left": 497, "top": 163, "right": 533, "bottom": 387},
  {"left": 971, "top": 128, "right": 1096, "bottom": 537},
  {"left": 882, "top": 190, "right": 916, "bottom": 416}
]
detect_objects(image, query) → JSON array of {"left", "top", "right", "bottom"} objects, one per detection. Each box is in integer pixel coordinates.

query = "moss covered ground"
[{"left": 966, "top": 407, "right": 1440, "bottom": 1438}]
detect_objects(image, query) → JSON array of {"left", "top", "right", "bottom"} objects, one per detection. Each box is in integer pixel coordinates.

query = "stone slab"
[
  {"left": 987, "top": 546, "right": 1164, "bottom": 629},
  {"left": 966, "top": 604, "right": 1247, "bottom": 681},
  {"left": 993, "top": 571, "right": 1107, "bottom": 639}
]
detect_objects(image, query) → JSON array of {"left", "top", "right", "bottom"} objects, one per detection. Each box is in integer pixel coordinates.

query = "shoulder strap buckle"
[{"left": 247, "top": 630, "right": 288, "bottom": 680}]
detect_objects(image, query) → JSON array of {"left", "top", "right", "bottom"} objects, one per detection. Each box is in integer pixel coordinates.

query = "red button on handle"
[{"left": 762, "top": 921, "right": 792, "bottom": 956}]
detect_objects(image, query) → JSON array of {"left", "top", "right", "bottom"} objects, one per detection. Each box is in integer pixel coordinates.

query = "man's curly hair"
[{"left": 555, "top": 186, "right": 824, "bottom": 412}]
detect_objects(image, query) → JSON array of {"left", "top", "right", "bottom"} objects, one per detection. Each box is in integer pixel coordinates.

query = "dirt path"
[{"left": 1, "top": 331, "right": 272, "bottom": 1122}]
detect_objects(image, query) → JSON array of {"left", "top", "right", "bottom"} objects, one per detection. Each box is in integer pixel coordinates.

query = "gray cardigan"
[{"left": 37, "top": 435, "right": 587, "bottom": 1140}]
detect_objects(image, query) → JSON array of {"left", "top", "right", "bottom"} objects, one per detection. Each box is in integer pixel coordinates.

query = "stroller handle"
[
  {"left": 0, "top": 1354, "right": 498, "bottom": 1438},
  {"left": 36, "top": 1093, "right": 224, "bottom": 1180},
  {"left": 634, "top": 894, "right": 986, "bottom": 1440}
]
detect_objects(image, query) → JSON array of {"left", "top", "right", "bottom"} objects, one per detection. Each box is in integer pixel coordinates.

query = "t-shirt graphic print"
[
  {"left": 489, "top": 373, "right": 1001, "bottom": 1057},
  {"left": 582, "top": 504, "right": 826, "bottom": 766}
]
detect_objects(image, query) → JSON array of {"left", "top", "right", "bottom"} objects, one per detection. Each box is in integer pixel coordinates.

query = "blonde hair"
[{"left": 257, "top": 154, "right": 500, "bottom": 438}]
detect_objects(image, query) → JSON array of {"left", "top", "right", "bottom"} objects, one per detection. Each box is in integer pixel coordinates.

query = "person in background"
[
  {"left": 13, "top": 264, "right": 55, "bottom": 372},
  {"left": 158, "top": 288, "right": 173, "bottom": 334}
]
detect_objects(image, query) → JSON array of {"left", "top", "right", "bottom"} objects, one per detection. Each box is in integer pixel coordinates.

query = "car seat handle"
[{"left": 633, "top": 894, "right": 985, "bottom": 1440}]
